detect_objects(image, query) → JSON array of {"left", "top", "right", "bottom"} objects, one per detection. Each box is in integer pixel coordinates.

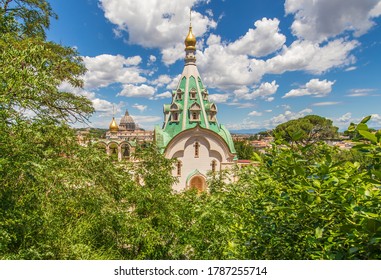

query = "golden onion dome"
[
  {"left": 109, "top": 117, "right": 119, "bottom": 132},
  {"left": 184, "top": 26, "right": 196, "bottom": 50}
]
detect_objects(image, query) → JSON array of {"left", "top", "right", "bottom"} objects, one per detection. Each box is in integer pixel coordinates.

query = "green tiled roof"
[{"left": 154, "top": 41, "right": 236, "bottom": 156}]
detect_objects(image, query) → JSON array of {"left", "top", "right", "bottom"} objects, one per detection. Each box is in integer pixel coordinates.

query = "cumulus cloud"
[
  {"left": 197, "top": 41, "right": 266, "bottom": 88},
  {"left": 92, "top": 99, "right": 124, "bottom": 117},
  {"left": 149, "top": 55, "right": 157, "bottom": 63},
  {"left": 285, "top": 0, "right": 381, "bottom": 42},
  {"left": 59, "top": 82, "right": 96, "bottom": 100},
  {"left": 265, "top": 39, "right": 358, "bottom": 75},
  {"left": 82, "top": 54, "right": 146, "bottom": 89},
  {"left": 166, "top": 74, "right": 181, "bottom": 90},
  {"left": 338, "top": 112, "right": 352, "bottom": 123},
  {"left": 270, "top": 108, "right": 313, "bottom": 125},
  {"left": 227, "top": 18, "right": 286, "bottom": 57},
  {"left": 283, "top": 79, "right": 335, "bottom": 98},
  {"left": 151, "top": 74, "right": 172, "bottom": 87},
  {"left": 226, "top": 108, "right": 313, "bottom": 130},
  {"left": 132, "top": 103, "right": 147, "bottom": 112},
  {"left": 235, "top": 81, "right": 279, "bottom": 100},
  {"left": 161, "top": 43, "right": 185, "bottom": 65},
  {"left": 265, "top": 97, "right": 275, "bottom": 102},
  {"left": 248, "top": 110, "right": 263, "bottom": 117},
  {"left": 118, "top": 84, "right": 156, "bottom": 98},
  {"left": 99, "top": 0, "right": 216, "bottom": 51},
  {"left": 209, "top": 93, "right": 230, "bottom": 103},
  {"left": 155, "top": 91, "right": 172, "bottom": 99},
  {"left": 198, "top": 35, "right": 357, "bottom": 90},
  {"left": 365, "top": 114, "right": 381, "bottom": 130}
]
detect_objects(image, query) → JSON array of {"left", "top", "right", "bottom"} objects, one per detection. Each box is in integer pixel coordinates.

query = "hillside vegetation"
[{"left": 1, "top": 0, "right": 380, "bottom": 259}]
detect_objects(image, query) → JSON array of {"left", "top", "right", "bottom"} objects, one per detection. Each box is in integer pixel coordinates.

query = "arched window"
[
  {"left": 189, "top": 102, "right": 201, "bottom": 122},
  {"left": 190, "top": 88, "right": 197, "bottom": 99},
  {"left": 176, "top": 160, "right": 182, "bottom": 176},
  {"left": 194, "top": 141, "right": 200, "bottom": 158},
  {"left": 202, "top": 89, "right": 208, "bottom": 100},
  {"left": 122, "top": 144, "right": 130, "bottom": 159},
  {"left": 192, "top": 112, "right": 197, "bottom": 120},
  {"left": 172, "top": 112, "right": 178, "bottom": 121},
  {"left": 176, "top": 89, "right": 183, "bottom": 100}
]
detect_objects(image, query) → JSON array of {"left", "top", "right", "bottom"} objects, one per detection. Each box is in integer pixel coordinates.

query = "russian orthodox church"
[{"left": 154, "top": 23, "right": 237, "bottom": 192}]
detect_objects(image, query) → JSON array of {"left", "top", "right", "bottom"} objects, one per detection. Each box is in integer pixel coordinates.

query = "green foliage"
[
  {"left": 0, "top": 33, "right": 93, "bottom": 124},
  {"left": 1, "top": 1, "right": 380, "bottom": 260},
  {"left": 234, "top": 140, "right": 256, "bottom": 160},
  {"left": 274, "top": 115, "right": 338, "bottom": 145},
  {"left": 1, "top": 0, "right": 56, "bottom": 38},
  {"left": 229, "top": 142, "right": 381, "bottom": 259}
]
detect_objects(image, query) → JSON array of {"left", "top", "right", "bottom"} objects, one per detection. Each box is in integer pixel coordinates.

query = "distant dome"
[
  {"left": 109, "top": 117, "right": 119, "bottom": 132},
  {"left": 119, "top": 110, "right": 136, "bottom": 131}
]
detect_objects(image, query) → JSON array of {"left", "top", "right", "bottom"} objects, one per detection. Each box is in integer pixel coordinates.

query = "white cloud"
[
  {"left": 279, "top": 104, "right": 291, "bottom": 110},
  {"left": 265, "top": 97, "right": 275, "bottom": 102},
  {"left": 155, "top": 91, "right": 172, "bottom": 99},
  {"left": 338, "top": 112, "right": 352, "bottom": 123},
  {"left": 265, "top": 109, "right": 273, "bottom": 113},
  {"left": 92, "top": 99, "right": 124, "bottom": 117},
  {"left": 59, "top": 82, "right": 95, "bottom": 100},
  {"left": 265, "top": 39, "right": 358, "bottom": 75},
  {"left": 166, "top": 74, "right": 181, "bottom": 90},
  {"left": 199, "top": 36, "right": 357, "bottom": 90},
  {"left": 209, "top": 93, "right": 230, "bottom": 103},
  {"left": 82, "top": 54, "right": 146, "bottom": 89},
  {"left": 248, "top": 110, "right": 263, "bottom": 117},
  {"left": 118, "top": 84, "right": 156, "bottom": 98},
  {"left": 283, "top": 79, "right": 335, "bottom": 98},
  {"left": 347, "top": 88, "right": 376, "bottom": 97},
  {"left": 227, "top": 18, "right": 286, "bottom": 57},
  {"left": 366, "top": 114, "right": 381, "bottom": 130},
  {"left": 235, "top": 81, "right": 279, "bottom": 100},
  {"left": 285, "top": 0, "right": 381, "bottom": 42},
  {"left": 311, "top": 101, "right": 341, "bottom": 106},
  {"left": 226, "top": 102, "right": 255, "bottom": 108},
  {"left": 370, "top": 2, "right": 381, "bottom": 17},
  {"left": 197, "top": 37, "right": 266, "bottom": 88},
  {"left": 270, "top": 108, "right": 313, "bottom": 125},
  {"left": 225, "top": 108, "right": 313, "bottom": 130},
  {"left": 132, "top": 115, "right": 162, "bottom": 124},
  {"left": 372, "top": 114, "right": 381, "bottom": 120},
  {"left": 151, "top": 74, "right": 172, "bottom": 87},
  {"left": 149, "top": 55, "right": 157, "bottom": 63},
  {"left": 99, "top": 0, "right": 216, "bottom": 50},
  {"left": 161, "top": 43, "right": 185, "bottom": 65},
  {"left": 132, "top": 103, "right": 147, "bottom": 112},
  {"left": 345, "top": 66, "right": 357, "bottom": 72}
]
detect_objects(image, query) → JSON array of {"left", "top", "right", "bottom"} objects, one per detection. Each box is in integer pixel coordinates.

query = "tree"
[
  {"left": 234, "top": 141, "right": 255, "bottom": 160},
  {"left": 1, "top": 0, "right": 93, "bottom": 124},
  {"left": 0, "top": 0, "right": 95, "bottom": 259},
  {"left": 1, "top": 0, "right": 56, "bottom": 38},
  {"left": 274, "top": 115, "right": 338, "bottom": 145}
]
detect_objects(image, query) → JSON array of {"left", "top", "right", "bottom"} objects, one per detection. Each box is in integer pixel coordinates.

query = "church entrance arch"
[{"left": 189, "top": 175, "right": 206, "bottom": 192}]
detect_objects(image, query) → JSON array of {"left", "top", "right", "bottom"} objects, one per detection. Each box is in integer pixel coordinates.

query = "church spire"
[{"left": 184, "top": 8, "right": 196, "bottom": 64}]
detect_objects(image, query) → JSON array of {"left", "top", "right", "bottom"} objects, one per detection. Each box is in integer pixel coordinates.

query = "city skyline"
[{"left": 48, "top": 0, "right": 381, "bottom": 131}]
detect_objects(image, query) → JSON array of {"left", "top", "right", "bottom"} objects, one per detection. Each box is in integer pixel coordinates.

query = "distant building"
[{"left": 99, "top": 110, "right": 153, "bottom": 161}]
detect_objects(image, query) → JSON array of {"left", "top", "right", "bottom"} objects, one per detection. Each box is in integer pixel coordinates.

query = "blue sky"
[{"left": 47, "top": 0, "right": 381, "bottom": 131}]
